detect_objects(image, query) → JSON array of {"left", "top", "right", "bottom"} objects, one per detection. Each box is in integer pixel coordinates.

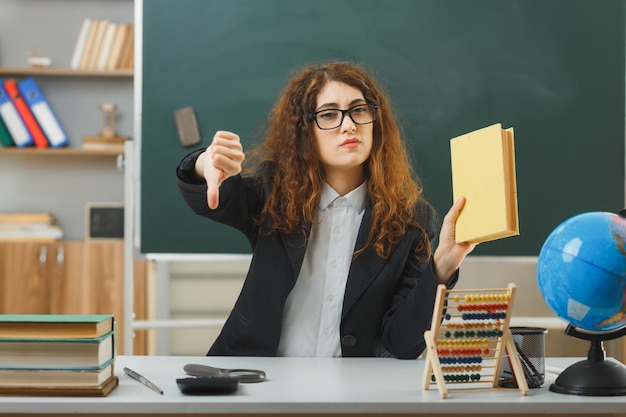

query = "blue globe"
[{"left": 537, "top": 211, "right": 626, "bottom": 332}]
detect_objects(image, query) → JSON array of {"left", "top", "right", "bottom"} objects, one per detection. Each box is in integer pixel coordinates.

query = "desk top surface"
[{"left": 1, "top": 355, "right": 625, "bottom": 415}]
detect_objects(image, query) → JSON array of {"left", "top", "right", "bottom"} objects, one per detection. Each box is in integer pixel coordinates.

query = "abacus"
[{"left": 422, "top": 283, "right": 529, "bottom": 398}]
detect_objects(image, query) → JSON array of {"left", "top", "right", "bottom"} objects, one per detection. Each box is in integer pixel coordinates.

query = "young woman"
[{"left": 176, "top": 61, "right": 474, "bottom": 358}]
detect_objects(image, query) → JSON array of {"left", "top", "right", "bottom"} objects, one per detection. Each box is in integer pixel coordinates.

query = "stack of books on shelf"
[
  {"left": 70, "top": 18, "right": 134, "bottom": 71},
  {"left": 0, "top": 77, "right": 69, "bottom": 149},
  {"left": 0, "top": 314, "right": 118, "bottom": 397},
  {"left": 0, "top": 212, "right": 63, "bottom": 241}
]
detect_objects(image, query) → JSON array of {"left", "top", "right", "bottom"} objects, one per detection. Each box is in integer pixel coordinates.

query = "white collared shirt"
[{"left": 277, "top": 182, "right": 367, "bottom": 357}]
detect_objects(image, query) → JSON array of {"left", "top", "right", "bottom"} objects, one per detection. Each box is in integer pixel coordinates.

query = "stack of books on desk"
[{"left": 0, "top": 314, "right": 118, "bottom": 396}]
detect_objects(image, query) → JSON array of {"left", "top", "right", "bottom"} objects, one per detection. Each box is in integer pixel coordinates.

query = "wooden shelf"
[
  {"left": 0, "top": 67, "right": 133, "bottom": 78},
  {"left": 0, "top": 147, "right": 124, "bottom": 156}
]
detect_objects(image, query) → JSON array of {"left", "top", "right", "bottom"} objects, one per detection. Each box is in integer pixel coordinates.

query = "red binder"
[{"left": 3, "top": 79, "right": 49, "bottom": 148}]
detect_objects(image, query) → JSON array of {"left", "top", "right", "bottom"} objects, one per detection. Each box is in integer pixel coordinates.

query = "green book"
[
  {"left": 0, "top": 314, "right": 114, "bottom": 339},
  {"left": 0, "top": 116, "right": 14, "bottom": 147}
]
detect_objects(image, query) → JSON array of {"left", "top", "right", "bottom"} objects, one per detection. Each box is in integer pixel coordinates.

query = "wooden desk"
[{"left": 0, "top": 356, "right": 625, "bottom": 416}]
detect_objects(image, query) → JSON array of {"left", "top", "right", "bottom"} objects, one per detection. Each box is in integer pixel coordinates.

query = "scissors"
[{"left": 183, "top": 363, "right": 267, "bottom": 383}]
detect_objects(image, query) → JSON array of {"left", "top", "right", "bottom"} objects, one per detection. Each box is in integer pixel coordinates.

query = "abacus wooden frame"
[{"left": 422, "top": 283, "right": 529, "bottom": 399}]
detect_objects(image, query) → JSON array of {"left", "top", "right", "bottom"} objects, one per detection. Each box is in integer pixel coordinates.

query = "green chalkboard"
[{"left": 141, "top": 0, "right": 625, "bottom": 256}]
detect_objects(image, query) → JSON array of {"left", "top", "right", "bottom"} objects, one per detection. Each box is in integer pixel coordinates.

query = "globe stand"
[{"left": 550, "top": 324, "right": 626, "bottom": 396}]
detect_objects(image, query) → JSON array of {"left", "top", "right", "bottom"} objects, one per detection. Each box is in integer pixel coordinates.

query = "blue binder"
[
  {"left": 0, "top": 80, "right": 33, "bottom": 147},
  {"left": 18, "top": 77, "right": 69, "bottom": 148}
]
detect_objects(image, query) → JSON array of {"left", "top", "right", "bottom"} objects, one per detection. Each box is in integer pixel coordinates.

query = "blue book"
[
  {"left": 17, "top": 77, "right": 69, "bottom": 147},
  {"left": 0, "top": 80, "right": 33, "bottom": 147}
]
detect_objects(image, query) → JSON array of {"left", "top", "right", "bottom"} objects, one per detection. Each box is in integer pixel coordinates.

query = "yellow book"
[
  {"left": 106, "top": 24, "right": 128, "bottom": 70},
  {"left": 84, "top": 20, "right": 109, "bottom": 70},
  {"left": 69, "top": 18, "right": 92, "bottom": 70},
  {"left": 95, "top": 22, "right": 117, "bottom": 71},
  {"left": 78, "top": 19, "right": 99, "bottom": 70},
  {"left": 119, "top": 24, "right": 134, "bottom": 70},
  {"left": 450, "top": 123, "right": 519, "bottom": 244}
]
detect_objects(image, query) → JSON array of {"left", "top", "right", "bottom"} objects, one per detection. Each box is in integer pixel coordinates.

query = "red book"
[{"left": 3, "top": 79, "right": 49, "bottom": 148}]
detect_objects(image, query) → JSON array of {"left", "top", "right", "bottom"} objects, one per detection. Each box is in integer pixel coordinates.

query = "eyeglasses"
[{"left": 308, "top": 103, "right": 378, "bottom": 130}]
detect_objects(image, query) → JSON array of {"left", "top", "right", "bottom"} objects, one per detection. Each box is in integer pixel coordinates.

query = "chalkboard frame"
[{"left": 86, "top": 203, "right": 124, "bottom": 240}]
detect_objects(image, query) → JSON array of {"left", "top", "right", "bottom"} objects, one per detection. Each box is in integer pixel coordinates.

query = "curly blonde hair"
[{"left": 248, "top": 61, "right": 432, "bottom": 259}]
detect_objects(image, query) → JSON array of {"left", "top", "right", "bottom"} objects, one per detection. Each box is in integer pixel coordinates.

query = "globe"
[{"left": 537, "top": 211, "right": 626, "bottom": 333}]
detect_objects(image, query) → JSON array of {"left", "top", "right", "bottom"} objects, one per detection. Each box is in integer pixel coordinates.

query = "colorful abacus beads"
[
  {"left": 432, "top": 373, "right": 482, "bottom": 383},
  {"left": 463, "top": 293, "right": 509, "bottom": 302},
  {"left": 445, "top": 322, "right": 501, "bottom": 331},
  {"left": 461, "top": 311, "right": 506, "bottom": 321},
  {"left": 476, "top": 329, "right": 503, "bottom": 338},
  {"left": 438, "top": 356, "right": 483, "bottom": 365},
  {"left": 442, "top": 329, "right": 503, "bottom": 338},
  {"left": 440, "top": 365, "right": 482, "bottom": 373},
  {"left": 436, "top": 339, "right": 489, "bottom": 348},
  {"left": 456, "top": 302, "right": 509, "bottom": 312}
]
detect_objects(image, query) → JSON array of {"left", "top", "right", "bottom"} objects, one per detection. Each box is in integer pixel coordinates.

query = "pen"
[{"left": 123, "top": 366, "right": 164, "bottom": 395}]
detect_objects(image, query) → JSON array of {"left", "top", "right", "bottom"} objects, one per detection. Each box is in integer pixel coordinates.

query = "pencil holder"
[{"left": 499, "top": 327, "right": 548, "bottom": 389}]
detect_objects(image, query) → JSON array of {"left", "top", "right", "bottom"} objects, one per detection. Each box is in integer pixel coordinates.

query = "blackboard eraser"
[{"left": 174, "top": 106, "right": 201, "bottom": 147}]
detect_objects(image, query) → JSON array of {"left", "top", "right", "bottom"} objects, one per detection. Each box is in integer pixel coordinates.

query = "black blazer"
[{"left": 176, "top": 151, "right": 458, "bottom": 358}]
